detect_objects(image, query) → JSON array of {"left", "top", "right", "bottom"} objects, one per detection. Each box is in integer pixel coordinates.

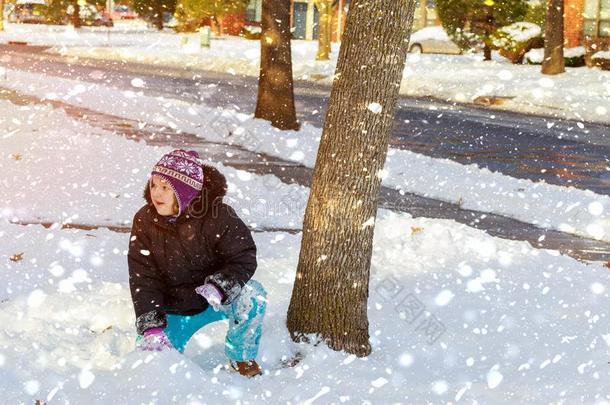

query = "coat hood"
[{"left": 144, "top": 163, "right": 228, "bottom": 221}]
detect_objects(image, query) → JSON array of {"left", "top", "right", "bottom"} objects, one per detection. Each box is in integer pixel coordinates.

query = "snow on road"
[
  {"left": 1, "top": 68, "right": 608, "bottom": 242},
  {"left": 1, "top": 22, "right": 608, "bottom": 123},
  {"left": 1, "top": 24, "right": 609, "bottom": 403},
  {"left": 0, "top": 99, "right": 307, "bottom": 230}
]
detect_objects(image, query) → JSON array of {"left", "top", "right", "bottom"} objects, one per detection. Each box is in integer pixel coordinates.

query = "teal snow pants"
[{"left": 164, "top": 279, "right": 266, "bottom": 362}]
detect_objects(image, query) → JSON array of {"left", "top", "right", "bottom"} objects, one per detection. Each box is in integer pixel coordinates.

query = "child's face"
[{"left": 150, "top": 175, "right": 178, "bottom": 216}]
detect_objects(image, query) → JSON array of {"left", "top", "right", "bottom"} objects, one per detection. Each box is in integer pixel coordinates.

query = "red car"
[{"left": 111, "top": 4, "right": 137, "bottom": 20}]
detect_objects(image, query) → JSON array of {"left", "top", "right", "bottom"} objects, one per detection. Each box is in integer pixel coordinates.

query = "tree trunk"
[
  {"left": 254, "top": 0, "right": 299, "bottom": 130},
  {"left": 211, "top": 15, "right": 222, "bottom": 36},
  {"left": 315, "top": 0, "right": 333, "bottom": 60},
  {"left": 483, "top": 43, "right": 492, "bottom": 60},
  {"left": 216, "top": 15, "right": 224, "bottom": 36},
  {"left": 72, "top": 1, "right": 82, "bottom": 28},
  {"left": 482, "top": 6, "right": 493, "bottom": 61},
  {"left": 286, "top": 0, "right": 415, "bottom": 357},
  {"left": 0, "top": 0, "right": 4, "bottom": 31},
  {"left": 153, "top": 1, "right": 164, "bottom": 30},
  {"left": 541, "top": 0, "right": 565, "bottom": 75},
  {"left": 417, "top": 0, "right": 427, "bottom": 30}
]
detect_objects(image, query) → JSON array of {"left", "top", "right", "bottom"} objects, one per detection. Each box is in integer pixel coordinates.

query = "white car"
[{"left": 408, "top": 26, "right": 462, "bottom": 55}]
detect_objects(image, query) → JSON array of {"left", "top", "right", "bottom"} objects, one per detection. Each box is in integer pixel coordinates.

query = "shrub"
[
  {"left": 436, "top": 0, "right": 529, "bottom": 52},
  {"left": 592, "top": 51, "right": 610, "bottom": 70},
  {"left": 240, "top": 25, "right": 261, "bottom": 40},
  {"left": 523, "top": 0, "right": 545, "bottom": 29},
  {"left": 492, "top": 22, "right": 542, "bottom": 63},
  {"left": 524, "top": 46, "right": 586, "bottom": 67}
]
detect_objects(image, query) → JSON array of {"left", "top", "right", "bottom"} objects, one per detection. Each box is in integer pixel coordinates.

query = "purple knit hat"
[{"left": 151, "top": 149, "right": 204, "bottom": 216}]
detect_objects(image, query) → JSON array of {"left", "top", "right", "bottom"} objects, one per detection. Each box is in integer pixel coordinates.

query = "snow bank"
[
  {"left": 525, "top": 47, "right": 586, "bottom": 64},
  {"left": 1, "top": 210, "right": 609, "bottom": 403},
  {"left": 1, "top": 22, "right": 608, "bottom": 123},
  {"left": 2, "top": 68, "right": 608, "bottom": 242},
  {"left": 0, "top": 99, "right": 308, "bottom": 230},
  {"left": 1, "top": 83, "right": 609, "bottom": 402},
  {"left": 566, "top": 46, "right": 586, "bottom": 58},
  {"left": 497, "top": 22, "right": 541, "bottom": 43},
  {"left": 410, "top": 26, "right": 452, "bottom": 43},
  {"left": 593, "top": 51, "right": 610, "bottom": 60}
]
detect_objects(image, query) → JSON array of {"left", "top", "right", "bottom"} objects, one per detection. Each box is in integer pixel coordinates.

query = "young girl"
[{"left": 128, "top": 149, "right": 266, "bottom": 377}]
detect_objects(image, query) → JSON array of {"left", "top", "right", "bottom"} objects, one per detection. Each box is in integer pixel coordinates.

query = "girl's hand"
[
  {"left": 195, "top": 283, "right": 224, "bottom": 311},
  {"left": 136, "top": 328, "right": 173, "bottom": 352}
]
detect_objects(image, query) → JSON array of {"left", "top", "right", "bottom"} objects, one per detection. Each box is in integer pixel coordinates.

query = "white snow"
[
  {"left": 0, "top": 22, "right": 609, "bottom": 404},
  {"left": 497, "top": 22, "right": 541, "bottom": 43},
  {"left": 367, "top": 102, "right": 383, "bottom": 114},
  {"left": 0, "top": 99, "right": 308, "bottom": 230},
  {"left": 565, "top": 46, "right": 587, "bottom": 58},
  {"left": 593, "top": 51, "right": 610, "bottom": 60},
  {"left": 525, "top": 48, "right": 545, "bottom": 64},
  {"left": 410, "top": 26, "right": 452, "bottom": 42},
  {"left": 525, "top": 46, "right": 586, "bottom": 64},
  {"left": 0, "top": 23, "right": 609, "bottom": 123},
  {"left": 2, "top": 198, "right": 610, "bottom": 402},
  {"left": 2, "top": 68, "right": 608, "bottom": 241}
]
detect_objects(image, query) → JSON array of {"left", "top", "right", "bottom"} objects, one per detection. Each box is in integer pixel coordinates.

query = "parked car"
[
  {"left": 66, "top": 4, "right": 113, "bottom": 27},
  {"left": 408, "top": 26, "right": 462, "bottom": 55},
  {"left": 163, "top": 12, "right": 177, "bottom": 28},
  {"left": 111, "top": 4, "right": 137, "bottom": 20},
  {"left": 3, "top": 3, "right": 15, "bottom": 19},
  {"left": 8, "top": 0, "right": 50, "bottom": 24},
  {"left": 94, "top": 11, "right": 114, "bottom": 27}
]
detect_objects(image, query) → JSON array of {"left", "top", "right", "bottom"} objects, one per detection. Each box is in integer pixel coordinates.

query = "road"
[
  {"left": 1, "top": 43, "right": 609, "bottom": 261},
  {"left": 1, "top": 43, "right": 608, "bottom": 194}
]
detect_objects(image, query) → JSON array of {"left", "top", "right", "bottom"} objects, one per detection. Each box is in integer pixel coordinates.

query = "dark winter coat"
[{"left": 128, "top": 164, "right": 257, "bottom": 335}]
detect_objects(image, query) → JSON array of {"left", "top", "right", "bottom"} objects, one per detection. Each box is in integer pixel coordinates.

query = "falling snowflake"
[{"left": 367, "top": 102, "right": 383, "bottom": 114}]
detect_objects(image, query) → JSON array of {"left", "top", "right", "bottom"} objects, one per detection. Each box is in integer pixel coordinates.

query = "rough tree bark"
[
  {"left": 286, "top": 0, "right": 415, "bottom": 357},
  {"left": 211, "top": 15, "right": 225, "bottom": 36},
  {"left": 315, "top": 0, "right": 333, "bottom": 60},
  {"left": 482, "top": 5, "right": 494, "bottom": 61},
  {"left": 72, "top": 1, "right": 82, "bottom": 28},
  {"left": 153, "top": 2, "right": 164, "bottom": 30},
  {"left": 0, "top": 0, "right": 4, "bottom": 31},
  {"left": 541, "top": 0, "right": 565, "bottom": 74},
  {"left": 254, "top": 0, "right": 299, "bottom": 130},
  {"left": 417, "top": 0, "right": 427, "bottom": 30}
]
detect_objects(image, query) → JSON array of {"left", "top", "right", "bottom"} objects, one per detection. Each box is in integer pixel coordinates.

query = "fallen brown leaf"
[
  {"left": 9, "top": 252, "right": 24, "bottom": 262},
  {"left": 411, "top": 226, "right": 423, "bottom": 235}
]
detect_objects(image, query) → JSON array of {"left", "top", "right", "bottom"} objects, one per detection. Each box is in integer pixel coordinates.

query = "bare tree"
[
  {"left": 541, "top": 0, "right": 565, "bottom": 74},
  {"left": 0, "top": 0, "right": 4, "bottom": 31},
  {"left": 72, "top": 0, "right": 82, "bottom": 28},
  {"left": 287, "top": 0, "right": 415, "bottom": 356},
  {"left": 315, "top": 0, "right": 333, "bottom": 60},
  {"left": 417, "top": 0, "right": 428, "bottom": 30},
  {"left": 254, "top": 0, "right": 299, "bottom": 130}
]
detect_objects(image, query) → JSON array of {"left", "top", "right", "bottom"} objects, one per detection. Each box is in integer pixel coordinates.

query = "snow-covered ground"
[
  {"left": 1, "top": 91, "right": 610, "bottom": 403},
  {"left": 2, "top": 22, "right": 610, "bottom": 403},
  {"left": 0, "top": 23, "right": 609, "bottom": 123},
  {"left": 1, "top": 67, "right": 609, "bottom": 242},
  {"left": 0, "top": 99, "right": 308, "bottom": 230}
]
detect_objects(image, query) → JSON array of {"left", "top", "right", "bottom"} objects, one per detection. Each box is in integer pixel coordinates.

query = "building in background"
[
  {"left": 290, "top": 0, "right": 348, "bottom": 41},
  {"left": 565, "top": 0, "right": 609, "bottom": 60},
  {"left": 240, "top": 0, "right": 608, "bottom": 51}
]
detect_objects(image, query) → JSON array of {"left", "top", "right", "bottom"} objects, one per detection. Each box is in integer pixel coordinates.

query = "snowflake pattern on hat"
[
  {"left": 176, "top": 159, "right": 201, "bottom": 178},
  {"left": 156, "top": 150, "right": 203, "bottom": 186}
]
